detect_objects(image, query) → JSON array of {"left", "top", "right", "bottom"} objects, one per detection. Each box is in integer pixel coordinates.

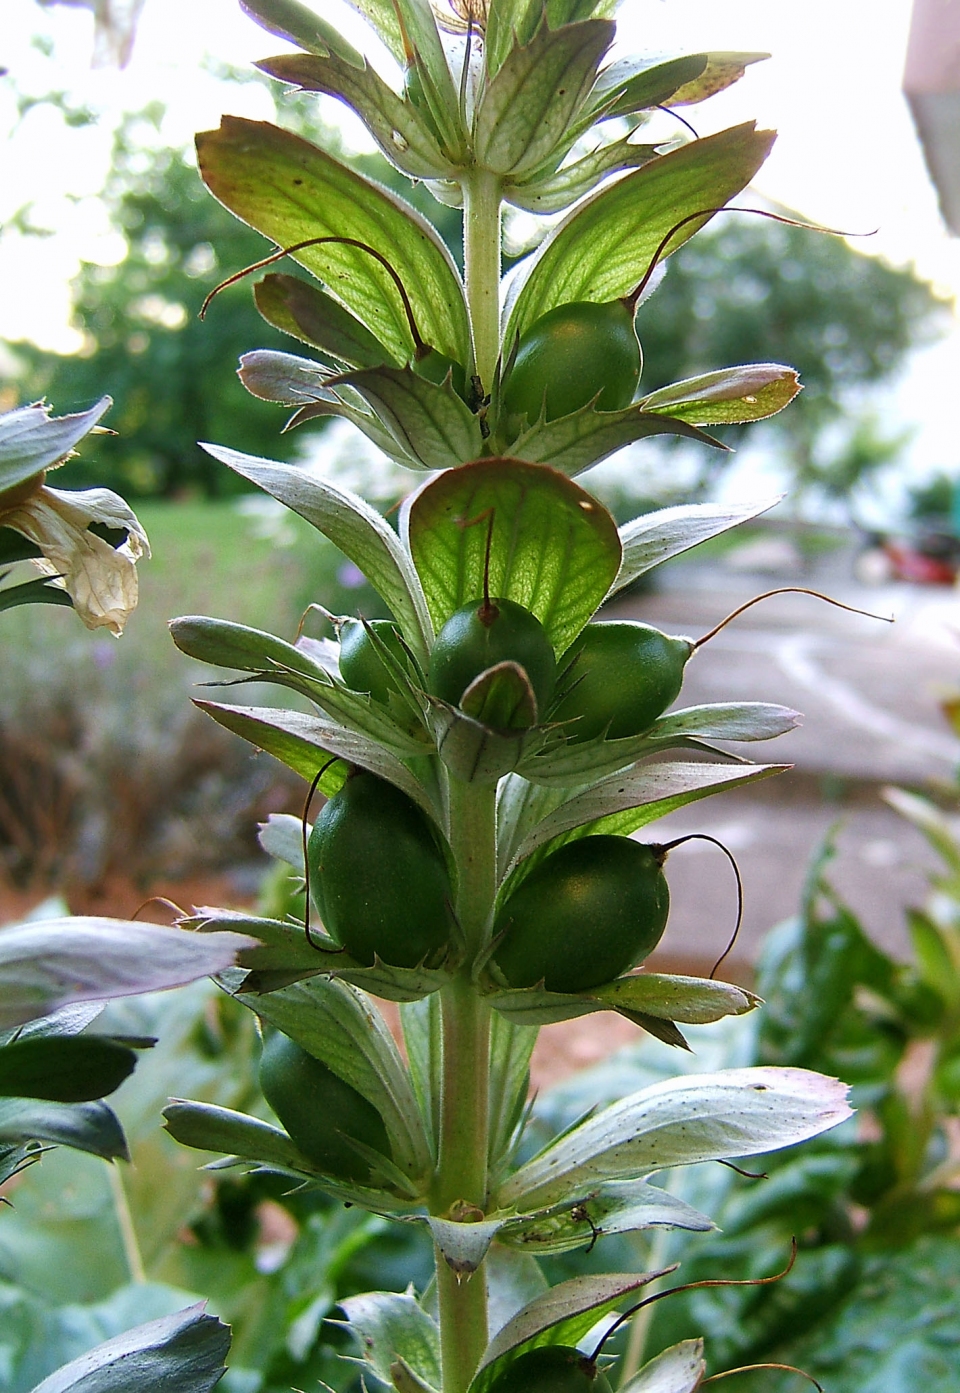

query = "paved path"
[{"left": 610, "top": 558, "right": 960, "bottom": 970}]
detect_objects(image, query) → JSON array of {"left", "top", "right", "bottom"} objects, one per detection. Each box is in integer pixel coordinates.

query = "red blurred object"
[{"left": 883, "top": 539, "right": 958, "bottom": 585}]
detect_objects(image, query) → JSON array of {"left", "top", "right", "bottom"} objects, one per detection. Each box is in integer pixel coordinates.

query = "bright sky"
[{"left": 2, "top": 0, "right": 958, "bottom": 503}]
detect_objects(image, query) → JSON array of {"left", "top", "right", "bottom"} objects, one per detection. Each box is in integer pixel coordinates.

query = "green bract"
[
  {"left": 258, "top": 1030, "right": 391, "bottom": 1182},
  {"left": 413, "top": 346, "right": 468, "bottom": 400},
  {"left": 307, "top": 770, "right": 453, "bottom": 968},
  {"left": 551, "top": 621, "right": 694, "bottom": 742},
  {"left": 493, "top": 835, "right": 670, "bottom": 993},
  {"left": 428, "top": 597, "right": 557, "bottom": 711},
  {"left": 501, "top": 300, "right": 641, "bottom": 423},
  {"left": 339, "top": 618, "right": 411, "bottom": 704},
  {"left": 487, "top": 1347, "right": 612, "bottom": 1393}
]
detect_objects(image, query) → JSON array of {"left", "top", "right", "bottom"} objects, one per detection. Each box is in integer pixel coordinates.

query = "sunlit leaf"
[
  {"left": 406, "top": 459, "right": 621, "bottom": 653},
  {"left": 638, "top": 364, "right": 801, "bottom": 425},
  {"left": 196, "top": 117, "right": 470, "bottom": 365},
  {"left": 256, "top": 52, "right": 455, "bottom": 179},
  {"left": 475, "top": 20, "right": 614, "bottom": 178},
  {"left": 620, "top": 1340, "right": 706, "bottom": 1393},
  {"left": 504, "top": 123, "right": 776, "bottom": 345},
  {"left": 506, "top": 402, "right": 722, "bottom": 477}
]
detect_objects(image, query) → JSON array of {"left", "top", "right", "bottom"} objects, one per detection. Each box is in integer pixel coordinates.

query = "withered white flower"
[{"left": 0, "top": 396, "right": 150, "bottom": 636}]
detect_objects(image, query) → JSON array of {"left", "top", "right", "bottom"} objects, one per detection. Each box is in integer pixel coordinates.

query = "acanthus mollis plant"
[{"left": 163, "top": 1, "right": 852, "bottom": 1388}]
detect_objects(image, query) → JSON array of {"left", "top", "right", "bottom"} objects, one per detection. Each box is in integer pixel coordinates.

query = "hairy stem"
[
  {"left": 462, "top": 168, "right": 503, "bottom": 394},
  {"left": 432, "top": 777, "right": 498, "bottom": 1391}
]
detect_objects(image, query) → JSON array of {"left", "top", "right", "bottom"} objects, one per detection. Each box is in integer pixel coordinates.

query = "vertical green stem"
[
  {"left": 432, "top": 777, "right": 498, "bottom": 1392},
  {"left": 462, "top": 168, "right": 503, "bottom": 393}
]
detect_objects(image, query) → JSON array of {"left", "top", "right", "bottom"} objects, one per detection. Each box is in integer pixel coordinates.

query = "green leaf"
[
  {"left": 602, "top": 51, "right": 767, "bottom": 117},
  {"left": 506, "top": 137, "right": 658, "bottom": 215},
  {"left": 201, "top": 444, "right": 433, "bottom": 659},
  {"left": 460, "top": 663, "right": 539, "bottom": 731},
  {"left": 483, "top": 973, "right": 757, "bottom": 1033},
  {"left": 163, "top": 1098, "right": 309, "bottom": 1171},
  {"left": 0, "top": 1097, "right": 128, "bottom": 1161},
  {"left": 259, "top": 810, "right": 310, "bottom": 869},
  {"left": 254, "top": 273, "right": 396, "bottom": 366},
  {"left": 0, "top": 397, "right": 110, "bottom": 494},
  {"left": 427, "top": 1216, "right": 506, "bottom": 1276},
  {"left": 0, "top": 575, "right": 75, "bottom": 613},
  {"left": 172, "top": 616, "right": 432, "bottom": 759},
  {"left": 504, "top": 123, "right": 776, "bottom": 345},
  {"left": 499, "top": 1066, "right": 853, "bottom": 1211},
  {"left": 488, "top": 1009, "right": 537, "bottom": 1174},
  {"left": 0, "top": 1036, "right": 140, "bottom": 1103},
  {"left": 603, "top": 701, "right": 801, "bottom": 763},
  {"left": 499, "top": 1182, "right": 714, "bottom": 1258},
  {"left": 196, "top": 117, "right": 470, "bottom": 365},
  {"left": 338, "top": 1291, "right": 442, "bottom": 1392},
  {"left": 638, "top": 364, "right": 801, "bottom": 425},
  {"left": 336, "top": 365, "right": 483, "bottom": 469},
  {"left": 240, "top": 0, "right": 365, "bottom": 62},
  {"left": 184, "top": 908, "right": 342, "bottom": 980},
  {"left": 400, "top": 995, "right": 441, "bottom": 1157},
  {"left": 592, "top": 974, "right": 760, "bottom": 1022},
  {"left": 597, "top": 52, "right": 708, "bottom": 114},
  {"left": 237, "top": 350, "right": 415, "bottom": 462},
  {"left": 250, "top": 976, "right": 433, "bottom": 1183},
  {"left": 427, "top": 698, "right": 546, "bottom": 785},
  {"left": 407, "top": 459, "right": 621, "bottom": 653},
  {"left": 170, "top": 613, "right": 328, "bottom": 682},
  {"left": 512, "top": 761, "right": 787, "bottom": 858},
  {"left": 194, "top": 700, "right": 437, "bottom": 818},
  {"left": 620, "top": 1340, "right": 706, "bottom": 1393},
  {"left": 256, "top": 52, "right": 455, "bottom": 179},
  {"left": 475, "top": 20, "right": 614, "bottom": 178},
  {"left": 506, "top": 401, "right": 722, "bottom": 477},
  {"left": 611, "top": 497, "right": 781, "bottom": 595},
  {"left": 0, "top": 918, "right": 255, "bottom": 1031},
  {"left": 396, "top": 0, "right": 465, "bottom": 158},
  {"left": 28, "top": 1304, "right": 231, "bottom": 1393},
  {"left": 472, "top": 1272, "right": 667, "bottom": 1393}
]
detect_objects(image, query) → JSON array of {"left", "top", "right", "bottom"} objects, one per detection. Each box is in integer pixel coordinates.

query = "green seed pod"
[
  {"left": 339, "top": 618, "right": 410, "bottom": 705},
  {"left": 493, "top": 835, "right": 669, "bottom": 993},
  {"left": 551, "top": 621, "right": 693, "bottom": 743},
  {"left": 258, "top": 1030, "right": 391, "bottom": 1183},
  {"left": 307, "top": 770, "right": 453, "bottom": 968},
  {"left": 428, "top": 597, "right": 556, "bottom": 712},
  {"left": 487, "top": 1346, "right": 613, "bottom": 1393},
  {"left": 501, "top": 300, "right": 641, "bottom": 423}
]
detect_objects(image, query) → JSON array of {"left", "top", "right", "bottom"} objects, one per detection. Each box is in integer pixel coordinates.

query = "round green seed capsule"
[
  {"left": 551, "top": 621, "right": 693, "bottom": 743},
  {"left": 307, "top": 770, "right": 453, "bottom": 969},
  {"left": 493, "top": 835, "right": 670, "bottom": 993},
  {"left": 487, "top": 1346, "right": 613, "bottom": 1393},
  {"left": 339, "top": 618, "right": 410, "bottom": 705},
  {"left": 259, "top": 1031, "right": 390, "bottom": 1183},
  {"left": 501, "top": 300, "right": 641, "bottom": 424},
  {"left": 428, "top": 597, "right": 556, "bottom": 712}
]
